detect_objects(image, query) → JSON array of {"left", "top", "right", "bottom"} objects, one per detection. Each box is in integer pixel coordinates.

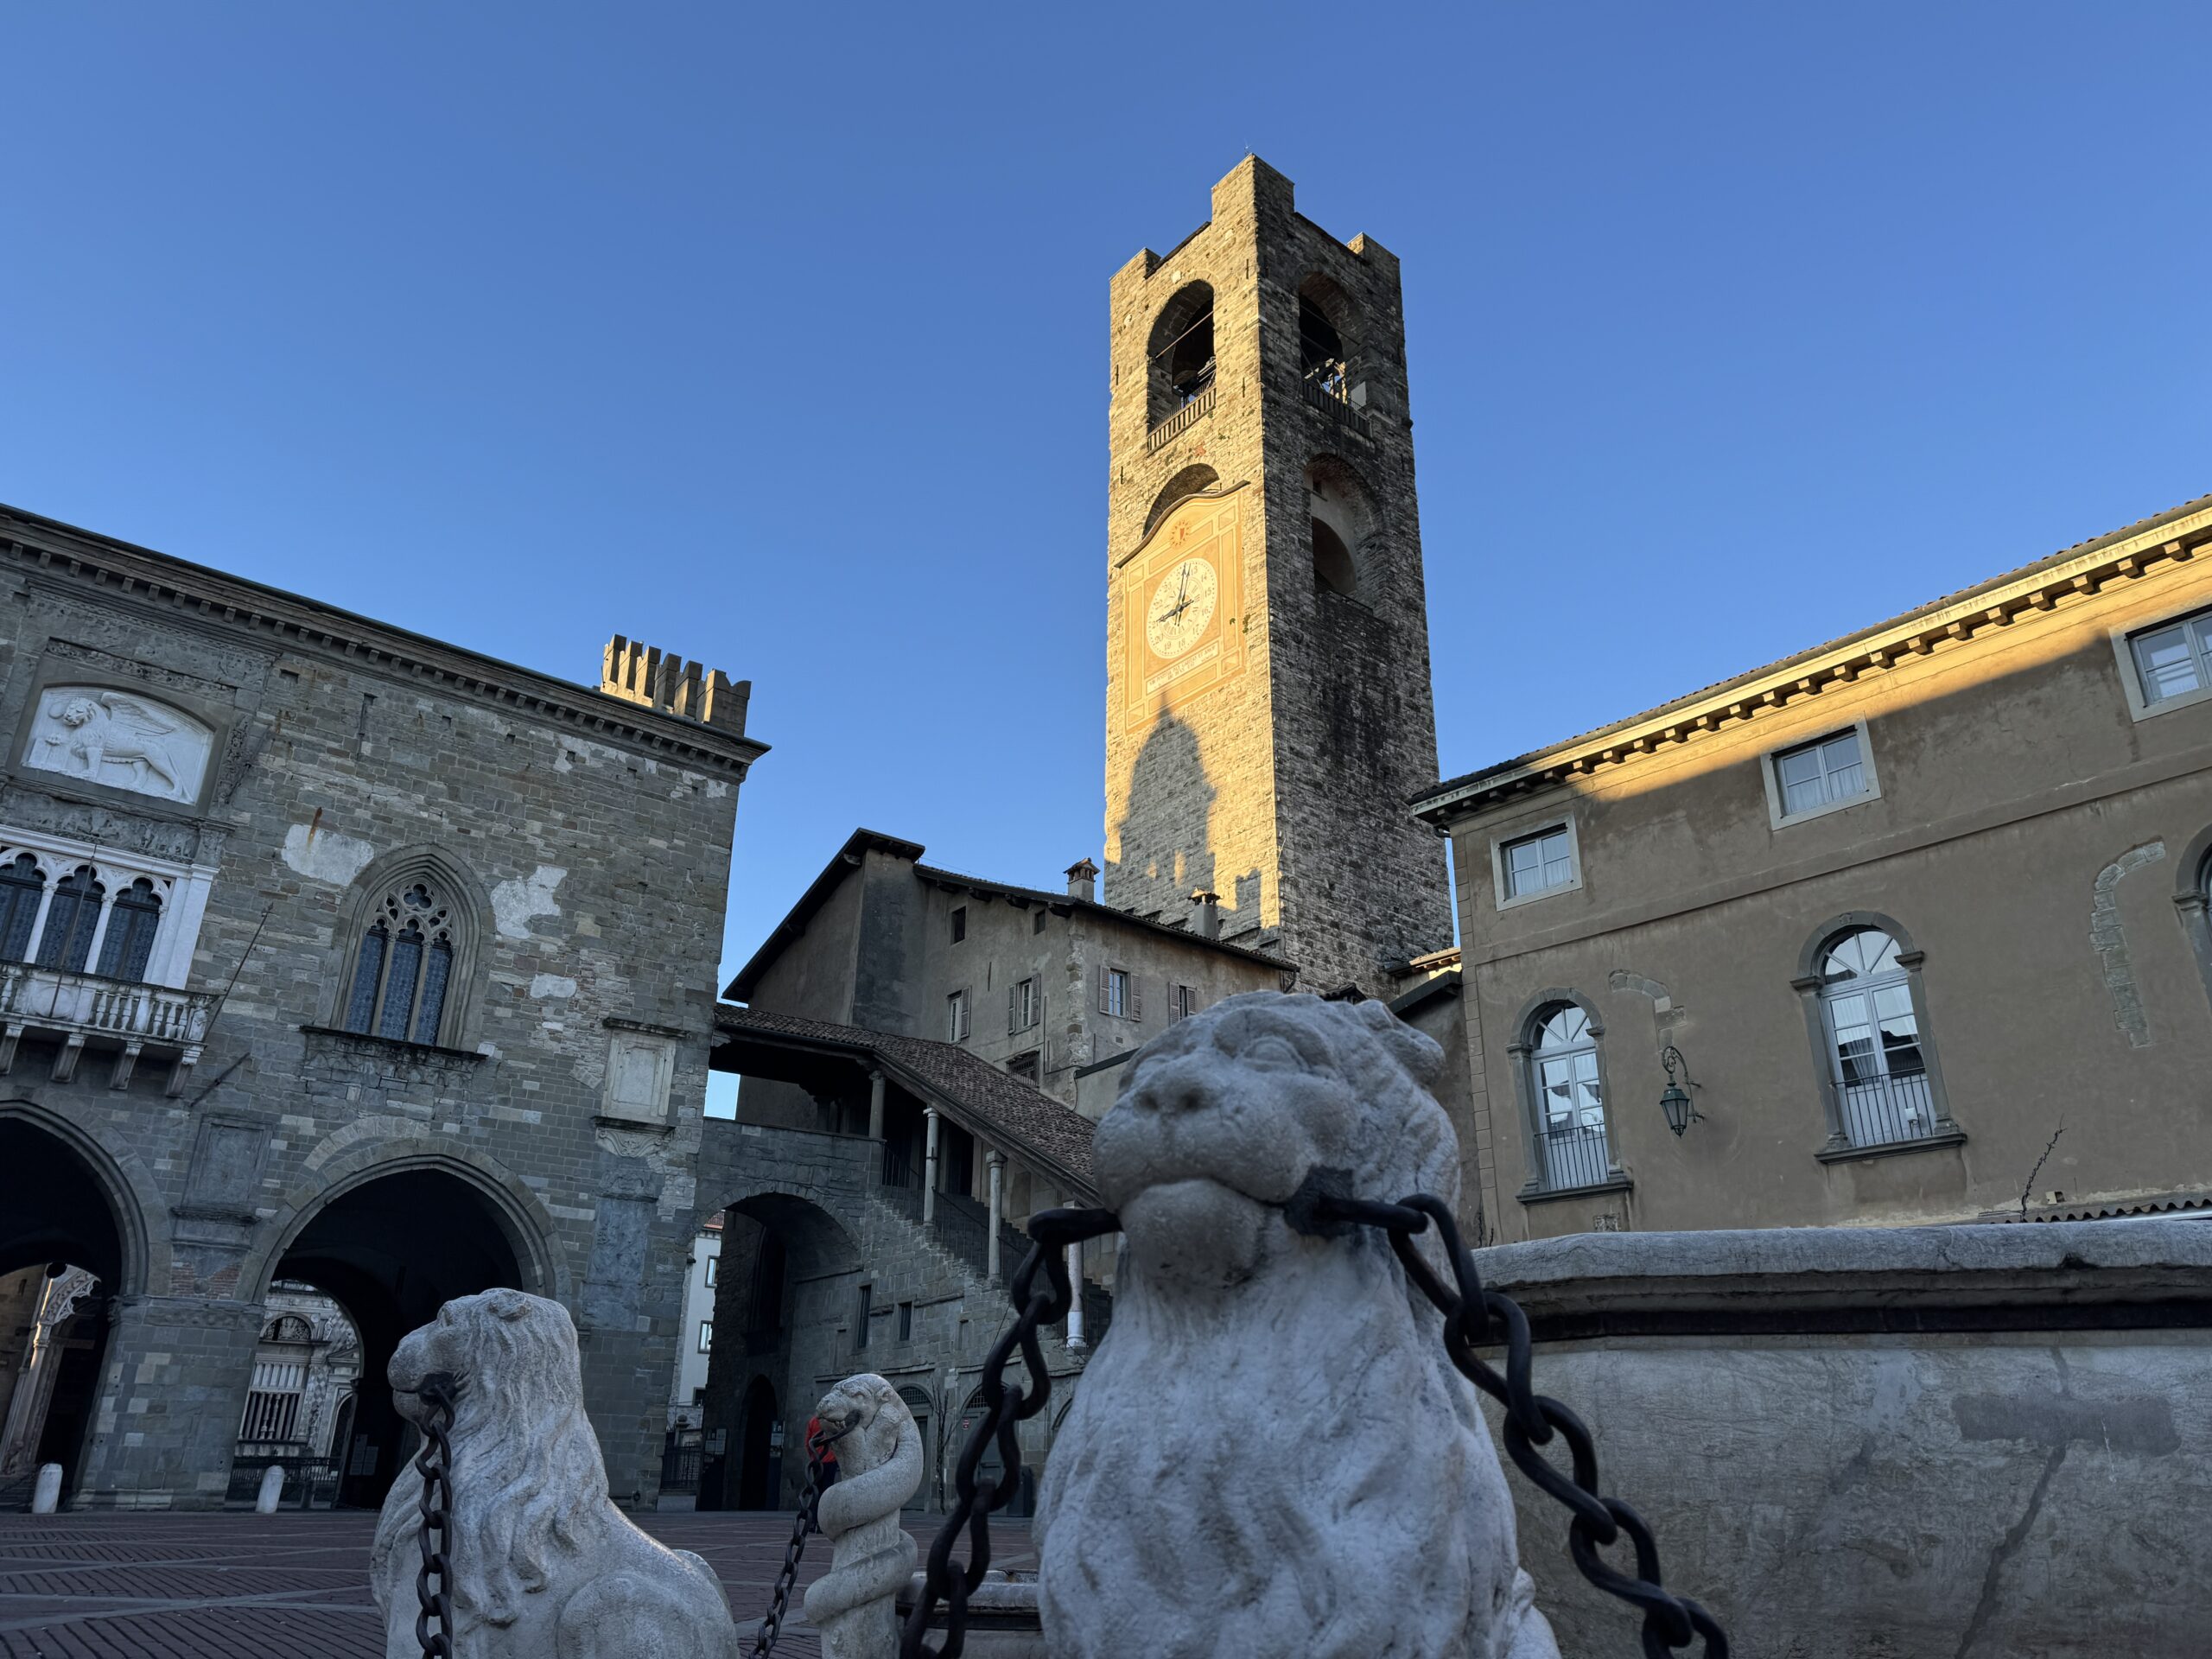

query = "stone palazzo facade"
[{"left": 0, "top": 503, "right": 762, "bottom": 1510}]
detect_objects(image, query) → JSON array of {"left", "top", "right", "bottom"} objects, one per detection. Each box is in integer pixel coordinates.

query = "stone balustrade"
[{"left": 0, "top": 960, "right": 216, "bottom": 1090}]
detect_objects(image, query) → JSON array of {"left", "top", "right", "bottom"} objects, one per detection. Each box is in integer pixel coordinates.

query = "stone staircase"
[{"left": 862, "top": 1183, "right": 1111, "bottom": 1354}]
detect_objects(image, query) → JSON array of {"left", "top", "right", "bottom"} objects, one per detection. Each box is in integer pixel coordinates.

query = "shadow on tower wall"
[{"left": 1109, "top": 710, "right": 1261, "bottom": 930}]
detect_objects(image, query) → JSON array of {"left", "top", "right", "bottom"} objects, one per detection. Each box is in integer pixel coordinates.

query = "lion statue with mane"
[
  {"left": 1037, "top": 992, "right": 1560, "bottom": 1659},
  {"left": 370, "top": 1287, "right": 740, "bottom": 1659}
]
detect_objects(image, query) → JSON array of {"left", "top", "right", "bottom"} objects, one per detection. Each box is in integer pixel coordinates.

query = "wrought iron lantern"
[{"left": 1659, "top": 1045, "right": 1703, "bottom": 1137}]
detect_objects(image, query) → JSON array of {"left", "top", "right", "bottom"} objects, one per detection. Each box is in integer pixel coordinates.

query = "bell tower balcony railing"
[{"left": 0, "top": 960, "right": 219, "bottom": 1093}]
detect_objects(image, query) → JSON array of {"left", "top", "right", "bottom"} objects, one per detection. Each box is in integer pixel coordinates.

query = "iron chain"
[
  {"left": 750, "top": 1421, "right": 850, "bottom": 1657},
  {"left": 1294, "top": 1181, "right": 1729, "bottom": 1658},
  {"left": 901, "top": 1206, "right": 1121, "bottom": 1659},
  {"left": 410, "top": 1374, "right": 461, "bottom": 1659}
]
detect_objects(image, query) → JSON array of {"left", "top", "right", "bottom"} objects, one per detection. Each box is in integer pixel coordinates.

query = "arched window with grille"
[
  {"left": 35, "top": 866, "right": 105, "bottom": 973},
  {"left": 1510, "top": 995, "right": 1624, "bottom": 1198},
  {"left": 0, "top": 855, "right": 44, "bottom": 963},
  {"left": 95, "top": 878, "right": 162, "bottom": 981},
  {"left": 340, "top": 873, "right": 467, "bottom": 1046},
  {"left": 1796, "top": 915, "right": 1962, "bottom": 1155}
]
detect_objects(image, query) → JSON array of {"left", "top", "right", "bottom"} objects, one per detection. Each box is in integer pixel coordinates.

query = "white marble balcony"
[{"left": 0, "top": 960, "right": 217, "bottom": 1092}]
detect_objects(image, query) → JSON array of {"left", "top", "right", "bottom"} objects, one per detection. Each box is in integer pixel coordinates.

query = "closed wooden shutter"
[
  {"left": 1097, "top": 963, "right": 1109, "bottom": 1014},
  {"left": 1129, "top": 976, "right": 1141, "bottom": 1020},
  {"left": 958, "top": 993, "right": 970, "bottom": 1041},
  {"left": 1009, "top": 983, "right": 1019, "bottom": 1034}
]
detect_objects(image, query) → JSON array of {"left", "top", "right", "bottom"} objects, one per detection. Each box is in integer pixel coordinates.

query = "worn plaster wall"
[{"left": 1442, "top": 543, "right": 2212, "bottom": 1237}]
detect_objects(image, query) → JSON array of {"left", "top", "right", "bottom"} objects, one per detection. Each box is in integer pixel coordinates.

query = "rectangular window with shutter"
[
  {"left": 1105, "top": 967, "right": 1131, "bottom": 1019},
  {"left": 947, "top": 988, "right": 969, "bottom": 1041},
  {"left": 1174, "top": 984, "right": 1196, "bottom": 1020},
  {"left": 1011, "top": 976, "right": 1038, "bottom": 1032}
]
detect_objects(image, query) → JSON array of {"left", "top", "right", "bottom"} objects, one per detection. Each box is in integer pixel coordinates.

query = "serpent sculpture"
[{"left": 802, "top": 1374, "right": 925, "bottom": 1659}]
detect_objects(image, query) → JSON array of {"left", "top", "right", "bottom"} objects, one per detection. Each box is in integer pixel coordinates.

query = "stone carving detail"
[
  {"left": 372, "top": 1288, "right": 741, "bottom": 1658},
  {"left": 23, "top": 685, "right": 213, "bottom": 804},
  {"left": 0, "top": 785, "right": 201, "bottom": 860},
  {"left": 802, "top": 1374, "right": 923, "bottom": 1659},
  {"left": 1039, "top": 992, "right": 1560, "bottom": 1659}
]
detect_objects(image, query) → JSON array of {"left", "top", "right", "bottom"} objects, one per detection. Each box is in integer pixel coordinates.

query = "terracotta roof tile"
[{"left": 713, "top": 1004, "right": 1097, "bottom": 1197}]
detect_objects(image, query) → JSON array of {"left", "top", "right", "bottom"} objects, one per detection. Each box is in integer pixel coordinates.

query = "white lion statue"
[
  {"left": 802, "top": 1373, "right": 924, "bottom": 1659},
  {"left": 370, "top": 1287, "right": 740, "bottom": 1659},
  {"left": 1037, "top": 992, "right": 1560, "bottom": 1659}
]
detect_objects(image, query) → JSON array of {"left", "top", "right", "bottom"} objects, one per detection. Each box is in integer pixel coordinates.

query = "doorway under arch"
[
  {"left": 0, "top": 1116, "right": 133, "bottom": 1503},
  {"left": 268, "top": 1166, "right": 535, "bottom": 1506},
  {"left": 736, "top": 1374, "right": 780, "bottom": 1510}
]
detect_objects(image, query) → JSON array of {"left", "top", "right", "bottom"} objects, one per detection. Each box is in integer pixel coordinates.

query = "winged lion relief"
[{"left": 23, "top": 685, "right": 214, "bottom": 804}]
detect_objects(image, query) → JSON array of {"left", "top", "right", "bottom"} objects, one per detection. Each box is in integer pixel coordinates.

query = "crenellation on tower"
[{"left": 1103, "top": 157, "right": 1452, "bottom": 996}]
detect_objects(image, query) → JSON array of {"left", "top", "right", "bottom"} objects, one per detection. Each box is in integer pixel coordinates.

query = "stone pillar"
[
  {"left": 1065, "top": 1243, "right": 1086, "bottom": 1353},
  {"left": 922, "top": 1108, "right": 940, "bottom": 1228},
  {"left": 31, "top": 1464, "right": 60, "bottom": 1514},
  {"left": 72, "top": 1294, "right": 264, "bottom": 1510},
  {"left": 986, "top": 1149, "right": 1007, "bottom": 1284},
  {"left": 867, "top": 1070, "right": 886, "bottom": 1141}
]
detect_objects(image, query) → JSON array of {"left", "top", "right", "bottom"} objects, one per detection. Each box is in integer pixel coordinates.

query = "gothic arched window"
[
  {"left": 35, "top": 866, "right": 105, "bottom": 973},
  {"left": 0, "top": 855, "right": 44, "bottom": 963},
  {"left": 95, "top": 878, "right": 162, "bottom": 982},
  {"left": 342, "top": 880, "right": 459, "bottom": 1045}
]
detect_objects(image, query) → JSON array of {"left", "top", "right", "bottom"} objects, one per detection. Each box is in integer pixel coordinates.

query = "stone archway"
[
  {"left": 0, "top": 1112, "right": 139, "bottom": 1502},
  {"left": 696, "top": 1186, "right": 863, "bottom": 1512},
  {"left": 262, "top": 1166, "right": 537, "bottom": 1506}
]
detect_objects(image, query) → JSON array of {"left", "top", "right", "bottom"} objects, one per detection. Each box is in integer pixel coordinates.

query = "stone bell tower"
[{"left": 1103, "top": 156, "right": 1452, "bottom": 996}]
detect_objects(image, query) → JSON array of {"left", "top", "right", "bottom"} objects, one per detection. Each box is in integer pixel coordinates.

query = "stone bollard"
[
  {"left": 30, "top": 1464, "right": 62, "bottom": 1515},
  {"left": 255, "top": 1463, "right": 285, "bottom": 1514},
  {"left": 800, "top": 1375, "right": 923, "bottom": 1659}
]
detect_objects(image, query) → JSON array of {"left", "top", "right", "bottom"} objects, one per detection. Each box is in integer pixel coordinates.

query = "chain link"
[
  {"left": 1291, "top": 1179, "right": 1729, "bottom": 1657},
  {"left": 409, "top": 1374, "right": 461, "bottom": 1659},
  {"left": 750, "top": 1421, "right": 853, "bottom": 1658},
  {"left": 901, "top": 1206, "right": 1121, "bottom": 1659}
]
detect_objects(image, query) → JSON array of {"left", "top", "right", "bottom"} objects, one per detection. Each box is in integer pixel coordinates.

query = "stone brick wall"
[
  {"left": 0, "top": 506, "right": 760, "bottom": 1508},
  {"left": 694, "top": 1120, "right": 1087, "bottom": 1514},
  {"left": 1103, "top": 158, "right": 1452, "bottom": 997}
]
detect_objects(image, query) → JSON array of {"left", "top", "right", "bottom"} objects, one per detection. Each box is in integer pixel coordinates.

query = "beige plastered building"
[{"left": 1409, "top": 495, "right": 2212, "bottom": 1241}]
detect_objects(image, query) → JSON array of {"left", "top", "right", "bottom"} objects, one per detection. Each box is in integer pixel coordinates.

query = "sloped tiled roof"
[
  {"left": 724, "top": 828, "right": 1293, "bottom": 1001},
  {"left": 712, "top": 1004, "right": 1097, "bottom": 1200}
]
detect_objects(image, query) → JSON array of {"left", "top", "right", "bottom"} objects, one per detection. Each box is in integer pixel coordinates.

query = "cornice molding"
[
  {"left": 1414, "top": 502, "right": 2212, "bottom": 824},
  {"left": 1, "top": 506, "right": 768, "bottom": 777}
]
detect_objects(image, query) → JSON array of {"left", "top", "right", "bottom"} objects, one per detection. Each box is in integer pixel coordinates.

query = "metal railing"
[
  {"left": 1534, "top": 1120, "right": 1615, "bottom": 1192},
  {"left": 0, "top": 961, "right": 217, "bottom": 1047},
  {"left": 1147, "top": 382, "right": 1215, "bottom": 452},
  {"left": 1836, "top": 1069, "right": 1942, "bottom": 1148},
  {"left": 226, "top": 1447, "right": 341, "bottom": 1510},
  {"left": 1301, "top": 369, "right": 1371, "bottom": 437},
  {"left": 660, "top": 1429, "right": 702, "bottom": 1495}
]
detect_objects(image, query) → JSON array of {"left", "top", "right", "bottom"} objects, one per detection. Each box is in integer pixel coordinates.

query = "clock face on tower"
[
  {"left": 1146, "top": 557, "right": 1218, "bottom": 659},
  {"left": 1118, "top": 484, "right": 1247, "bottom": 732}
]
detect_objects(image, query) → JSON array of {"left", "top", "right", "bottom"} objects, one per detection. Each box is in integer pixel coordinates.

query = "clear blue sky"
[{"left": 5, "top": 3, "right": 2208, "bottom": 995}]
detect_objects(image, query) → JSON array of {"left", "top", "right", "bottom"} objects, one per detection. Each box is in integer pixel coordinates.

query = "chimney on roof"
[
  {"left": 1065, "top": 858, "right": 1099, "bottom": 903},
  {"left": 601, "top": 634, "right": 752, "bottom": 734},
  {"left": 1191, "top": 890, "right": 1221, "bottom": 940}
]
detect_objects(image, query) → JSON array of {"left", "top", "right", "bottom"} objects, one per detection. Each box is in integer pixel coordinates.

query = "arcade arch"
[
  {"left": 0, "top": 1111, "right": 137, "bottom": 1503},
  {"left": 257, "top": 1164, "right": 541, "bottom": 1505}
]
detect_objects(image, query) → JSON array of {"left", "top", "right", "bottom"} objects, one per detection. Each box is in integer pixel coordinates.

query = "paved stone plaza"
[{"left": 0, "top": 1511, "right": 1035, "bottom": 1657}]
